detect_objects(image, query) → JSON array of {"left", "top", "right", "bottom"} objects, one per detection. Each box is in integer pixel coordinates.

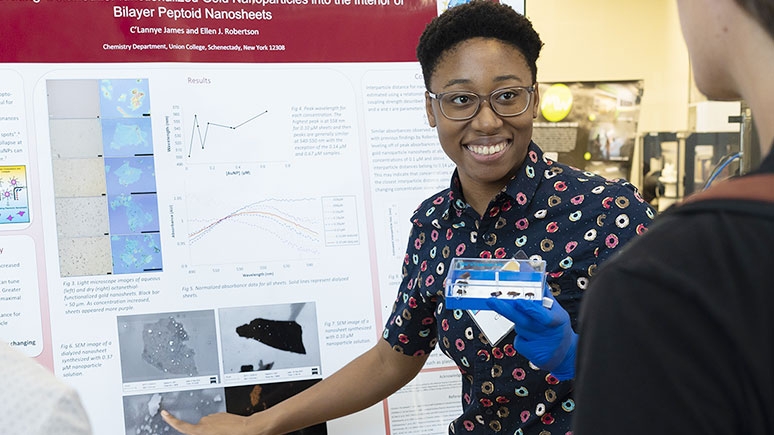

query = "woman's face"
[{"left": 425, "top": 37, "right": 538, "bottom": 197}]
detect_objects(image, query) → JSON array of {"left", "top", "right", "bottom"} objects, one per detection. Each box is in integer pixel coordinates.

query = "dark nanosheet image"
[
  {"left": 218, "top": 303, "right": 321, "bottom": 375},
  {"left": 225, "top": 380, "right": 326, "bottom": 434},
  {"left": 142, "top": 316, "right": 197, "bottom": 375},
  {"left": 236, "top": 318, "right": 307, "bottom": 354}
]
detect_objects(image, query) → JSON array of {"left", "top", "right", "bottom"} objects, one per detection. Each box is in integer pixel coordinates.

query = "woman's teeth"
[{"left": 467, "top": 142, "right": 506, "bottom": 155}]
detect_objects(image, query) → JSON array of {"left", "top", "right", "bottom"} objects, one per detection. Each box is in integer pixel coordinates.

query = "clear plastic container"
[{"left": 444, "top": 257, "right": 547, "bottom": 310}]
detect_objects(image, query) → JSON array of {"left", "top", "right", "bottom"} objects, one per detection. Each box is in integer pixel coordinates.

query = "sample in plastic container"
[{"left": 444, "top": 257, "right": 547, "bottom": 311}]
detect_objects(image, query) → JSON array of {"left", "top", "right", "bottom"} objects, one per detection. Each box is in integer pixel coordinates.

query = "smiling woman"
[
  {"left": 162, "top": 2, "right": 655, "bottom": 434},
  {"left": 423, "top": 37, "right": 537, "bottom": 214}
]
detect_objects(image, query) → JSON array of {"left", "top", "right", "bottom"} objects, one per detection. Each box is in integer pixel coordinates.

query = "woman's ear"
[{"left": 425, "top": 91, "right": 437, "bottom": 128}]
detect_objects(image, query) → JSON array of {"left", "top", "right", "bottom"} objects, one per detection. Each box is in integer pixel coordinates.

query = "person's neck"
[
  {"left": 742, "top": 77, "right": 774, "bottom": 156},
  {"left": 461, "top": 182, "right": 505, "bottom": 217},
  {"left": 729, "top": 18, "right": 774, "bottom": 154}
]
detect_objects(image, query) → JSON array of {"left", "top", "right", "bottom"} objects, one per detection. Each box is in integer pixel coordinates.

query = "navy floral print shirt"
[{"left": 383, "top": 142, "right": 655, "bottom": 434}]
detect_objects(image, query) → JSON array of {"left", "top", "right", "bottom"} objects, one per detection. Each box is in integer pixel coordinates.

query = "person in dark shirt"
[
  {"left": 572, "top": 0, "right": 774, "bottom": 433},
  {"left": 162, "top": 2, "right": 654, "bottom": 434}
]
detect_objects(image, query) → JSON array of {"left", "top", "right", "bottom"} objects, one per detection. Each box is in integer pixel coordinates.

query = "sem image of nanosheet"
[
  {"left": 142, "top": 316, "right": 198, "bottom": 375},
  {"left": 123, "top": 388, "right": 225, "bottom": 435},
  {"left": 236, "top": 318, "right": 307, "bottom": 354},
  {"left": 219, "top": 303, "right": 322, "bottom": 375},
  {"left": 225, "top": 380, "right": 327, "bottom": 434},
  {"left": 118, "top": 310, "right": 220, "bottom": 383}
]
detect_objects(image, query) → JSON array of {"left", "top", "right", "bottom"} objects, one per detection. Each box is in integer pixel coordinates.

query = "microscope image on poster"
[
  {"left": 224, "top": 380, "right": 328, "bottom": 434},
  {"left": 122, "top": 388, "right": 226, "bottom": 435},
  {"left": 117, "top": 310, "right": 220, "bottom": 386},
  {"left": 219, "top": 302, "right": 322, "bottom": 383}
]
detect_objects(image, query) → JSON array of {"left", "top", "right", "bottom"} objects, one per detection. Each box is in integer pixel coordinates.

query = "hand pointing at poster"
[
  {"left": 161, "top": 410, "right": 255, "bottom": 435},
  {"left": 160, "top": 339, "right": 428, "bottom": 435}
]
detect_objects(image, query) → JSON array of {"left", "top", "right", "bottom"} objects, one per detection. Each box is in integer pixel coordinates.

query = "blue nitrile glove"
[{"left": 486, "top": 289, "right": 577, "bottom": 381}]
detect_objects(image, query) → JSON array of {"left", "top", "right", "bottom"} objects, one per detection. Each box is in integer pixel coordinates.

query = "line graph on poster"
[
  {"left": 187, "top": 111, "right": 268, "bottom": 157},
  {"left": 168, "top": 105, "right": 292, "bottom": 165},
  {"left": 186, "top": 196, "right": 321, "bottom": 266},
  {"left": 183, "top": 195, "right": 360, "bottom": 266},
  {"left": 174, "top": 160, "right": 360, "bottom": 267}
]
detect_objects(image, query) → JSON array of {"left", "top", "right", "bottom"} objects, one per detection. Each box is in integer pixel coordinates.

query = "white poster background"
[{"left": 1, "top": 2, "right": 525, "bottom": 434}]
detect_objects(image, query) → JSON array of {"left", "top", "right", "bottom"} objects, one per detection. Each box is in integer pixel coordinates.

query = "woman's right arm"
[{"left": 162, "top": 338, "right": 429, "bottom": 435}]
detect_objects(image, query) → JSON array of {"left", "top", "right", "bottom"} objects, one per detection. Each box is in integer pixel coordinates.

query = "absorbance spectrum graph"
[{"left": 186, "top": 197, "right": 322, "bottom": 265}]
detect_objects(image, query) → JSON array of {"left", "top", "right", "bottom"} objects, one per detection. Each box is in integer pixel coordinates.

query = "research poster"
[{"left": 1, "top": 1, "right": 523, "bottom": 434}]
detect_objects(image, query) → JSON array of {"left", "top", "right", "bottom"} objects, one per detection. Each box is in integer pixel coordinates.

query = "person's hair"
[
  {"left": 416, "top": 0, "right": 543, "bottom": 90},
  {"left": 734, "top": 0, "right": 774, "bottom": 41}
]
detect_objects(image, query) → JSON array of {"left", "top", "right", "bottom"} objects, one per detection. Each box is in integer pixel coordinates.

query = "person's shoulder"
[
  {"left": 600, "top": 207, "right": 728, "bottom": 268},
  {"left": 0, "top": 342, "right": 93, "bottom": 435},
  {"left": 544, "top": 160, "right": 652, "bottom": 210},
  {"left": 545, "top": 160, "right": 635, "bottom": 190},
  {"left": 674, "top": 172, "right": 774, "bottom": 218},
  {"left": 0, "top": 342, "right": 72, "bottom": 399},
  {"left": 410, "top": 187, "right": 455, "bottom": 223}
]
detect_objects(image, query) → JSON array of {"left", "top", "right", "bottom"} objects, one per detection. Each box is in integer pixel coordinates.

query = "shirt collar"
[{"left": 446, "top": 141, "right": 551, "bottom": 217}]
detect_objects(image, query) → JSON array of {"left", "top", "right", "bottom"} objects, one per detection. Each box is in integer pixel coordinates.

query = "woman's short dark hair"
[{"left": 416, "top": 0, "right": 544, "bottom": 90}]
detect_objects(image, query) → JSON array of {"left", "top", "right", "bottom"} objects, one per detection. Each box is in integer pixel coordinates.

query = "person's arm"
[{"left": 162, "top": 339, "right": 429, "bottom": 435}]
